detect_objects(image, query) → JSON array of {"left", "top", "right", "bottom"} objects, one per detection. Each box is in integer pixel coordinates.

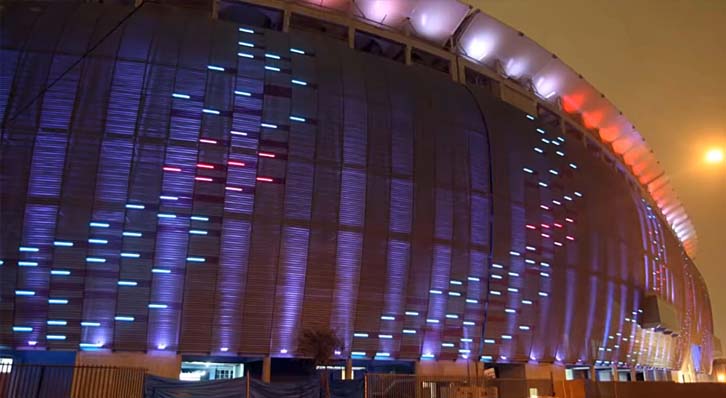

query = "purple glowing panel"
[
  {"left": 424, "top": 244, "right": 451, "bottom": 357},
  {"left": 424, "top": 188, "right": 453, "bottom": 356},
  {"left": 27, "top": 131, "right": 67, "bottom": 198},
  {"left": 271, "top": 226, "right": 310, "bottom": 354},
  {"left": 148, "top": 146, "right": 194, "bottom": 351},
  {"left": 333, "top": 168, "right": 366, "bottom": 350},
  {"left": 16, "top": 205, "right": 55, "bottom": 343},
  {"left": 106, "top": 61, "right": 145, "bottom": 136},
  {"left": 170, "top": 70, "right": 206, "bottom": 142},
  {"left": 224, "top": 154, "right": 257, "bottom": 213},
  {"left": 230, "top": 79, "right": 263, "bottom": 150},
  {"left": 39, "top": 55, "right": 79, "bottom": 130},
  {"left": 213, "top": 219, "right": 251, "bottom": 353},
  {"left": 389, "top": 180, "right": 413, "bottom": 234},
  {"left": 382, "top": 239, "right": 410, "bottom": 354},
  {"left": 81, "top": 136, "right": 134, "bottom": 348},
  {"left": 333, "top": 230, "right": 364, "bottom": 352},
  {"left": 0, "top": 48, "right": 20, "bottom": 122}
]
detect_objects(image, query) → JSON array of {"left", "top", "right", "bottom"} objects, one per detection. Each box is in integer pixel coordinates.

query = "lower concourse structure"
[{"left": 0, "top": 0, "right": 715, "bottom": 382}]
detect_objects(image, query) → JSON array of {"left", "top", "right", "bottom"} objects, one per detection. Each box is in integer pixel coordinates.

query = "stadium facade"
[{"left": 0, "top": 0, "right": 715, "bottom": 382}]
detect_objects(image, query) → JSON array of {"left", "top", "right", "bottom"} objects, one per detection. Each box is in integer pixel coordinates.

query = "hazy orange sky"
[{"left": 471, "top": 0, "right": 726, "bottom": 345}]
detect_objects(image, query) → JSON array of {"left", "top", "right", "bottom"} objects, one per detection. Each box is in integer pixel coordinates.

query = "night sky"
[{"left": 472, "top": 0, "right": 726, "bottom": 346}]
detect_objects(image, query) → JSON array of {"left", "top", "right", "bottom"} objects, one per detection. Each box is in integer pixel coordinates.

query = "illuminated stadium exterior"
[{"left": 0, "top": 0, "right": 714, "bottom": 381}]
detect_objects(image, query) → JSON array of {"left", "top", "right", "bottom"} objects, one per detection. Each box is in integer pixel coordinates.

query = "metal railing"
[
  {"left": 365, "top": 373, "right": 555, "bottom": 398},
  {"left": 0, "top": 364, "right": 146, "bottom": 398}
]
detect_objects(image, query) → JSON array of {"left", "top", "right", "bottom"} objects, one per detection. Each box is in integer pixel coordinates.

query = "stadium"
[{"left": 0, "top": 0, "right": 717, "bottom": 393}]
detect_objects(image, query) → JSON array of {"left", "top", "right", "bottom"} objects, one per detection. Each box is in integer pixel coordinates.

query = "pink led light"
[
  {"left": 225, "top": 186, "right": 243, "bottom": 192},
  {"left": 258, "top": 152, "right": 276, "bottom": 158},
  {"left": 228, "top": 160, "right": 246, "bottom": 167},
  {"left": 566, "top": 236, "right": 575, "bottom": 241},
  {"left": 199, "top": 138, "right": 218, "bottom": 144},
  {"left": 525, "top": 224, "right": 536, "bottom": 230},
  {"left": 163, "top": 166, "right": 182, "bottom": 172},
  {"left": 565, "top": 217, "right": 575, "bottom": 223},
  {"left": 553, "top": 222, "right": 563, "bottom": 228},
  {"left": 541, "top": 233, "right": 550, "bottom": 238},
  {"left": 195, "top": 176, "right": 213, "bottom": 182},
  {"left": 256, "top": 177, "right": 274, "bottom": 182},
  {"left": 554, "top": 241, "right": 563, "bottom": 247},
  {"left": 540, "top": 205, "right": 550, "bottom": 210},
  {"left": 541, "top": 224, "right": 550, "bottom": 229},
  {"left": 197, "top": 163, "right": 214, "bottom": 169}
]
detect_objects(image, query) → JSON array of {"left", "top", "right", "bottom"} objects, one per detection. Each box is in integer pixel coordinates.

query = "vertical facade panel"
[{"left": 0, "top": 3, "right": 711, "bottom": 371}]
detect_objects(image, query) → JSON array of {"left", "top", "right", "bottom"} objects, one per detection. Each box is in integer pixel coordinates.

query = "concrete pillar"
[
  {"left": 262, "top": 356, "right": 271, "bottom": 383},
  {"left": 347, "top": 26, "right": 355, "bottom": 49},
  {"left": 630, "top": 367, "right": 637, "bottom": 382},
  {"left": 589, "top": 365, "right": 597, "bottom": 381},
  {"left": 345, "top": 359, "right": 353, "bottom": 380},
  {"left": 282, "top": 9, "right": 291, "bottom": 33}
]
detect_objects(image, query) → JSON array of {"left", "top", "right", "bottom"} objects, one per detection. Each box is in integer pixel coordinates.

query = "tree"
[{"left": 297, "top": 327, "right": 344, "bottom": 398}]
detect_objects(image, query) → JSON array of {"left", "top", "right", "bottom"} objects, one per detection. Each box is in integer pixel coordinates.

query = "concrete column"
[
  {"left": 345, "top": 359, "right": 353, "bottom": 380},
  {"left": 282, "top": 9, "right": 291, "bottom": 33},
  {"left": 589, "top": 365, "right": 597, "bottom": 381},
  {"left": 347, "top": 26, "right": 355, "bottom": 49},
  {"left": 630, "top": 367, "right": 637, "bottom": 382},
  {"left": 262, "top": 356, "right": 271, "bottom": 383}
]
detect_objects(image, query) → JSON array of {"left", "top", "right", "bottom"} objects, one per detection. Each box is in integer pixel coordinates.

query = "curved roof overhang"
[{"left": 264, "top": 0, "right": 698, "bottom": 257}]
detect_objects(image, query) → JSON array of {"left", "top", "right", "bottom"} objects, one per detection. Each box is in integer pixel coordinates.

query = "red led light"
[
  {"left": 195, "top": 176, "right": 213, "bottom": 182},
  {"left": 225, "top": 186, "right": 243, "bottom": 192},
  {"left": 163, "top": 166, "right": 182, "bottom": 172},
  {"left": 526, "top": 224, "right": 536, "bottom": 230},
  {"left": 197, "top": 163, "right": 214, "bottom": 169},
  {"left": 228, "top": 161, "right": 246, "bottom": 167},
  {"left": 256, "top": 177, "right": 273, "bottom": 182},
  {"left": 258, "top": 152, "right": 276, "bottom": 158},
  {"left": 199, "top": 138, "right": 218, "bottom": 144}
]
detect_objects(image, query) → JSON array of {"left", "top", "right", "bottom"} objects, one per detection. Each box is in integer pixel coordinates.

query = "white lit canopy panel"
[{"left": 285, "top": 0, "right": 697, "bottom": 257}]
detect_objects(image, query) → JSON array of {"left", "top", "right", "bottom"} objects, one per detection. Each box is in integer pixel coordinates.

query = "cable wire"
[{"left": 2, "top": 0, "right": 148, "bottom": 130}]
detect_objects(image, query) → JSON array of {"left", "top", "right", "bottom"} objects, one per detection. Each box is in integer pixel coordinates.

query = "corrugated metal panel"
[{"left": 298, "top": 33, "right": 343, "bottom": 344}]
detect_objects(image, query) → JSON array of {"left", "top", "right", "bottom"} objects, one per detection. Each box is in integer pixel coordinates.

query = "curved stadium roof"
[{"left": 282, "top": 0, "right": 697, "bottom": 257}]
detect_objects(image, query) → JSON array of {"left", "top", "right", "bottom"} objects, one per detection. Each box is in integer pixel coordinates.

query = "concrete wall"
[
  {"left": 76, "top": 351, "right": 181, "bottom": 378},
  {"left": 415, "top": 359, "right": 482, "bottom": 377}
]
